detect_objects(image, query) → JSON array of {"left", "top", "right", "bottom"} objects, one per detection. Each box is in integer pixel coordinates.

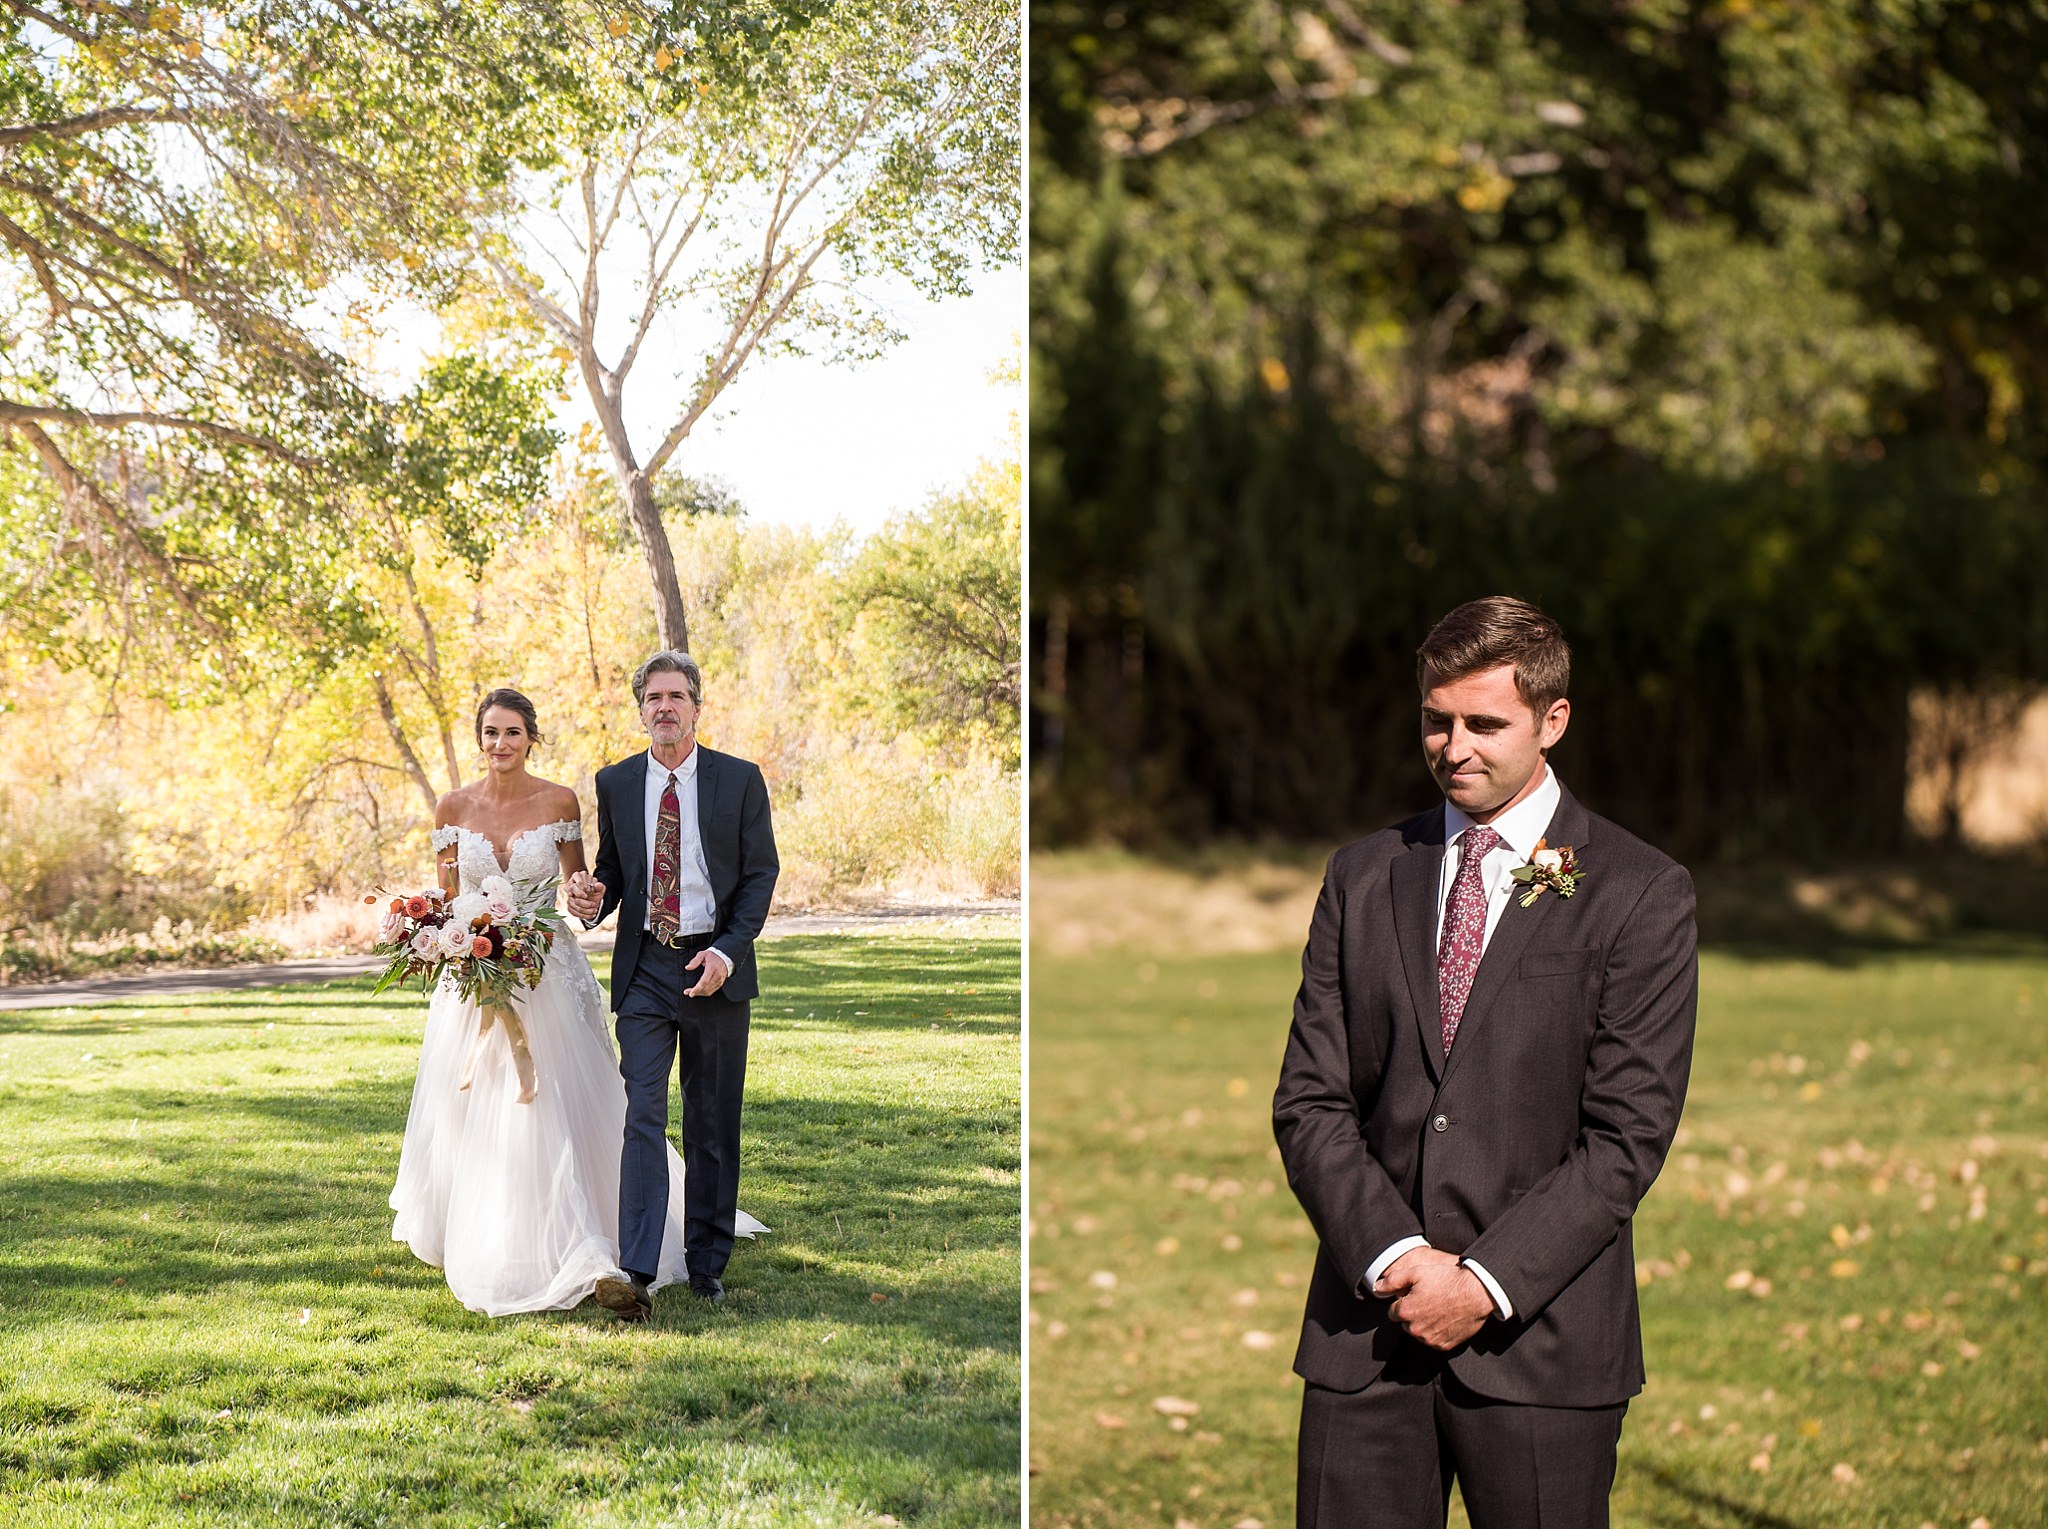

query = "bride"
[{"left": 387, "top": 686, "right": 761, "bottom": 1317}]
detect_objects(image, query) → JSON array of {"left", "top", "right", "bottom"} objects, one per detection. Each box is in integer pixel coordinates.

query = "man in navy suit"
[
  {"left": 566, "top": 650, "right": 778, "bottom": 1317},
  {"left": 1275, "top": 597, "right": 1698, "bottom": 1528}
]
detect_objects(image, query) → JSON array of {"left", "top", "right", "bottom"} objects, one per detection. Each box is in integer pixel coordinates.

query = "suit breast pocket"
[{"left": 1519, "top": 947, "right": 1602, "bottom": 979}]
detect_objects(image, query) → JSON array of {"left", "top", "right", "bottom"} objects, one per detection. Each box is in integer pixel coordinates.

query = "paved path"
[{"left": 0, "top": 903, "right": 1019, "bottom": 1012}]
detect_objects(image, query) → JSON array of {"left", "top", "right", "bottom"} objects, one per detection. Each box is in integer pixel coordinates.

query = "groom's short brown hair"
[{"left": 1417, "top": 596, "right": 1571, "bottom": 712}]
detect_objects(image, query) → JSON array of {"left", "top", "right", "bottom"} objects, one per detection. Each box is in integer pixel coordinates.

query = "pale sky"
[{"left": 598, "top": 271, "right": 1023, "bottom": 535}]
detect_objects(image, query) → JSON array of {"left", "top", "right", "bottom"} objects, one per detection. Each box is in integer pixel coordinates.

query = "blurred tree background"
[
  {"left": 0, "top": 0, "right": 1019, "bottom": 977},
  {"left": 1030, "top": 0, "right": 2048, "bottom": 859}
]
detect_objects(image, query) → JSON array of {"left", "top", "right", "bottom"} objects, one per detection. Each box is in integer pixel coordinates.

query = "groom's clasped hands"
[{"left": 1372, "top": 1246, "right": 1494, "bottom": 1351}]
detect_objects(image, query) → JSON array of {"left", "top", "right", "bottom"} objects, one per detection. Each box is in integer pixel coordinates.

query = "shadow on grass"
[
  {"left": 1702, "top": 928, "right": 2048, "bottom": 969},
  {"left": 0, "top": 936, "right": 1021, "bottom": 1036},
  {"left": 1636, "top": 1466, "right": 1806, "bottom": 1529},
  {"left": 0, "top": 1078, "right": 1016, "bottom": 1347}
]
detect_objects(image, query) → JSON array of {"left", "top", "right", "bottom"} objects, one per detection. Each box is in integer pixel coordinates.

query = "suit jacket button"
[{"left": 1432, "top": 1114, "right": 1449, "bottom": 1132}]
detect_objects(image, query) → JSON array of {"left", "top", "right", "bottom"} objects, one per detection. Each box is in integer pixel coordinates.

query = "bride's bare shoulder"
[
  {"left": 527, "top": 778, "right": 582, "bottom": 826},
  {"left": 434, "top": 784, "right": 477, "bottom": 828}
]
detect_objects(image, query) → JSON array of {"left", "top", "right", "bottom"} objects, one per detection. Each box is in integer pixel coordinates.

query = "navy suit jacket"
[
  {"left": 1273, "top": 783, "right": 1697, "bottom": 1407},
  {"left": 589, "top": 745, "right": 779, "bottom": 1008}
]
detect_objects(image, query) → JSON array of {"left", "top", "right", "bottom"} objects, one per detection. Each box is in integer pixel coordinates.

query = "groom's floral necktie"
[
  {"left": 1437, "top": 824, "right": 1501, "bottom": 1054},
  {"left": 651, "top": 771, "right": 682, "bottom": 945}
]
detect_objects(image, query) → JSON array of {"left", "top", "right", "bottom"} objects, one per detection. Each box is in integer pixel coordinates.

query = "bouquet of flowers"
[{"left": 366, "top": 875, "right": 567, "bottom": 1103}]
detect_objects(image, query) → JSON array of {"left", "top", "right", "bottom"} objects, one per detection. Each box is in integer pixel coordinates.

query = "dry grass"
[
  {"left": 1031, "top": 846, "right": 2048, "bottom": 959},
  {"left": 248, "top": 894, "right": 395, "bottom": 956},
  {"left": 1028, "top": 850, "right": 1323, "bottom": 959}
]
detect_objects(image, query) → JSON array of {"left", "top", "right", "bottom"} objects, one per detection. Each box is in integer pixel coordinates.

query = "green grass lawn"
[
  {"left": 0, "top": 928, "right": 1020, "bottom": 1528},
  {"left": 1029, "top": 937, "right": 2048, "bottom": 1528}
]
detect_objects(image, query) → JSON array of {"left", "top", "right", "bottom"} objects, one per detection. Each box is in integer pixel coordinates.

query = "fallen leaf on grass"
[
  {"left": 1831, "top": 1463, "right": 1857, "bottom": 1485},
  {"left": 870, "top": 1293, "right": 888, "bottom": 1304},
  {"left": 1093, "top": 1410, "right": 1127, "bottom": 1429},
  {"left": 1829, "top": 1260, "right": 1860, "bottom": 1279},
  {"left": 1153, "top": 1396, "right": 1201, "bottom": 1417},
  {"left": 1748, "top": 1452, "right": 1770, "bottom": 1473},
  {"left": 1241, "top": 1330, "right": 1277, "bottom": 1350}
]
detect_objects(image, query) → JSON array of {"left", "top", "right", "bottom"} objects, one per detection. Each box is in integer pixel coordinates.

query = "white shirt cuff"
[
  {"left": 1362, "top": 1235, "right": 1431, "bottom": 1295},
  {"left": 702, "top": 945, "right": 733, "bottom": 979},
  {"left": 1461, "top": 1258, "right": 1514, "bottom": 1319}
]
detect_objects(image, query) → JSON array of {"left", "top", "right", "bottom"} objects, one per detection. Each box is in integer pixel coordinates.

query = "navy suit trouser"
[{"left": 614, "top": 934, "right": 750, "bottom": 1283}]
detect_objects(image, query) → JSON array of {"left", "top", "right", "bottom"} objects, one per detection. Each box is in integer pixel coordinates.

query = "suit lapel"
[
  {"left": 694, "top": 746, "right": 729, "bottom": 893},
  {"left": 1438, "top": 786, "right": 1595, "bottom": 1088},
  {"left": 1390, "top": 807, "right": 1449, "bottom": 1084},
  {"left": 617, "top": 751, "right": 649, "bottom": 895}
]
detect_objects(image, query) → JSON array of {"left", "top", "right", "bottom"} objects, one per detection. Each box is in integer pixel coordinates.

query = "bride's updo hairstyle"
[{"left": 475, "top": 687, "right": 545, "bottom": 750}]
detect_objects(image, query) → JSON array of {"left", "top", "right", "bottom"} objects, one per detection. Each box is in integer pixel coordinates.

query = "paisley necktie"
[
  {"left": 651, "top": 771, "right": 681, "bottom": 944},
  {"left": 1437, "top": 825, "right": 1501, "bottom": 1054}
]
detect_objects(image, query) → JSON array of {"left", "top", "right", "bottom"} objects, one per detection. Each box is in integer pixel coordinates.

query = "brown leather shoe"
[{"left": 594, "top": 1274, "right": 652, "bottom": 1323}]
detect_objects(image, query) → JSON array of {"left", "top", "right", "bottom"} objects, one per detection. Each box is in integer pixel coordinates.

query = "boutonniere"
[{"left": 1508, "top": 839, "right": 1583, "bottom": 907}]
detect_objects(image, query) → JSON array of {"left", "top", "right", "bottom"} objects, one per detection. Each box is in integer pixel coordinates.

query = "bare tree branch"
[{"left": 0, "top": 399, "right": 313, "bottom": 466}]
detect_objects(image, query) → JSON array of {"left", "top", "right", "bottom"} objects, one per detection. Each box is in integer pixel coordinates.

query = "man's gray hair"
[{"left": 632, "top": 650, "right": 703, "bottom": 706}]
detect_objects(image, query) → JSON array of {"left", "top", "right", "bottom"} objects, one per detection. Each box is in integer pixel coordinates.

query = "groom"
[
  {"left": 566, "top": 650, "right": 778, "bottom": 1318},
  {"left": 1274, "top": 597, "right": 1697, "bottom": 1528}
]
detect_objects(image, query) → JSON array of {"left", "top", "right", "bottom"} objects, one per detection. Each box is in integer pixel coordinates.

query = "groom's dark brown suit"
[{"left": 1274, "top": 781, "right": 1697, "bottom": 1526}]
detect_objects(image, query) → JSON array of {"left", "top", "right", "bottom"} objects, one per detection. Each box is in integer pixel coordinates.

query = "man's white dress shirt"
[
  {"left": 1364, "top": 765, "right": 1564, "bottom": 1319},
  {"left": 643, "top": 745, "right": 729, "bottom": 979}
]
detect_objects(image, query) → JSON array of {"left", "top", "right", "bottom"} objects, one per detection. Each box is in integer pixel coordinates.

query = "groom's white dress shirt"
[
  {"left": 642, "top": 745, "right": 729, "bottom": 979},
  {"left": 1361, "top": 764, "right": 1565, "bottom": 1320}
]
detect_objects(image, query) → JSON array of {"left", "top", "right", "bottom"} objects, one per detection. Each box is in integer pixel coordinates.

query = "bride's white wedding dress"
[{"left": 388, "top": 819, "right": 763, "bottom": 1316}]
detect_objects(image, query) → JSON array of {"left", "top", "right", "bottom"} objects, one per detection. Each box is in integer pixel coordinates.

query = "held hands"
[
  {"left": 565, "top": 870, "right": 605, "bottom": 922},
  {"left": 1374, "top": 1246, "right": 1494, "bottom": 1351}
]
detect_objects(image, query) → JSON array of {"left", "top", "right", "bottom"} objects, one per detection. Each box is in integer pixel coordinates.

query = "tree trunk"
[
  {"left": 622, "top": 468, "right": 690, "bottom": 653},
  {"left": 374, "top": 674, "right": 441, "bottom": 815},
  {"left": 590, "top": 388, "right": 690, "bottom": 654}
]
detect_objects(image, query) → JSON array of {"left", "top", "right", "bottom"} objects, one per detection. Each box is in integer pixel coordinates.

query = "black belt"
[{"left": 647, "top": 928, "right": 716, "bottom": 950}]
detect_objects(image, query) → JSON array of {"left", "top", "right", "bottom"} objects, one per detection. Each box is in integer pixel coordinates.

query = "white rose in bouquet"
[
  {"left": 449, "top": 892, "right": 489, "bottom": 927},
  {"left": 379, "top": 909, "right": 408, "bottom": 943},
  {"left": 436, "top": 919, "right": 475, "bottom": 959},
  {"left": 479, "top": 874, "right": 516, "bottom": 906},
  {"left": 409, "top": 927, "right": 440, "bottom": 958}
]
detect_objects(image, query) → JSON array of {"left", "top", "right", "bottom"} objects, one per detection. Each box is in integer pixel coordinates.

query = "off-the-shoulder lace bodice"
[
  {"left": 427, "top": 819, "right": 602, "bottom": 1016},
  {"left": 431, "top": 819, "right": 583, "bottom": 895}
]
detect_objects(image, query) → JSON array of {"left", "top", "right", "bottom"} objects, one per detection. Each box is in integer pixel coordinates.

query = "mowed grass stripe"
[
  {"left": 1028, "top": 940, "right": 2048, "bottom": 1529},
  {"left": 0, "top": 931, "right": 1020, "bottom": 1529}
]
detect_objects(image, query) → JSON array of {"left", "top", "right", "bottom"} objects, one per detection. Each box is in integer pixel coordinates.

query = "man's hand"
[
  {"left": 1374, "top": 1246, "right": 1494, "bottom": 1351},
  {"left": 684, "top": 947, "right": 731, "bottom": 998},
  {"left": 565, "top": 871, "right": 605, "bottom": 922}
]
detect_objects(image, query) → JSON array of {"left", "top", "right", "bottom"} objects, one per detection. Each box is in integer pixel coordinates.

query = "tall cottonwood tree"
[
  {"left": 0, "top": 0, "right": 565, "bottom": 803},
  {"left": 479, "top": 0, "right": 1020, "bottom": 653}
]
